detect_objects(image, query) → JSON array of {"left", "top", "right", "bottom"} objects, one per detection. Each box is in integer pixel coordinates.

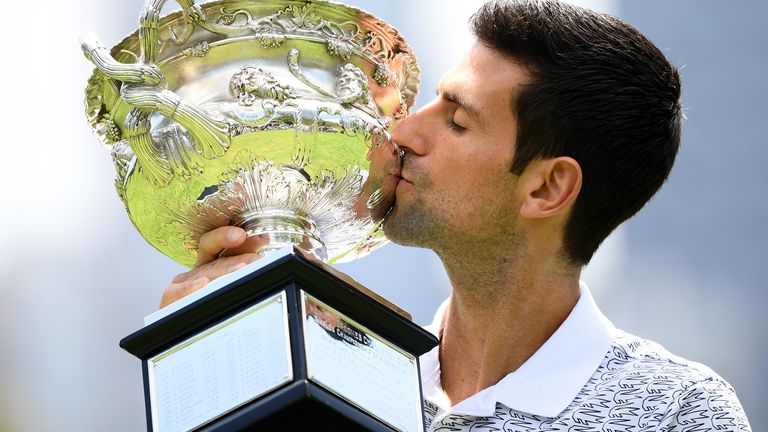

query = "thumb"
[{"left": 195, "top": 226, "right": 247, "bottom": 267}]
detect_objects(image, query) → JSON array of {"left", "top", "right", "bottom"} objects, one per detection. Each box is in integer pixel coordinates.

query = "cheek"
[
  {"left": 442, "top": 159, "right": 514, "bottom": 207},
  {"left": 428, "top": 165, "right": 485, "bottom": 212},
  {"left": 426, "top": 132, "right": 513, "bottom": 191},
  {"left": 439, "top": 150, "right": 504, "bottom": 185}
]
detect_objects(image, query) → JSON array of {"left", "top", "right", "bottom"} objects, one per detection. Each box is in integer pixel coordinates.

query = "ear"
[{"left": 519, "top": 157, "right": 582, "bottom": 219}]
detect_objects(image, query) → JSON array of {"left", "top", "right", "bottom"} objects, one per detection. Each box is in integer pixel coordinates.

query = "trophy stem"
[{"left": 240, "top": 209, "right": 327, "bottom": 261}]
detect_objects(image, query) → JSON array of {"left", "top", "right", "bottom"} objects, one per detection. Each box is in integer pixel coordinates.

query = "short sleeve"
[{"left": 657, "top": 378, "right": 751, "bottom": 431}]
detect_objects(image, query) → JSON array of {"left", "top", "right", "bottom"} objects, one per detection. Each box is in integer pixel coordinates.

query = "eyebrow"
[{"left": 436, "top": 87, "right": 486, "bottom": 129}]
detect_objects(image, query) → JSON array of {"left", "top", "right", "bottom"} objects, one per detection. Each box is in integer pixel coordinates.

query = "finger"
[
  {"left": 183, "top": 253, "right": 262, "bottom": 283},
  {"left": 219, "top": 234, "right": 270, "bottom": 257},
  {"left": 177, "top": 252, "right": 262, "bottom": 284},
  {"left": 160, "top": 276, "right": 209, "bottom": 308},
  {"left": 162, "top": 253, "right": 261, "bottom": 306},
  {"left": 171, "top": 270, "right": 193, "bottom": 284},
  {"left": 194, "top": 256, "right": 259, "bottom": 281},
  {"left": 196, "top": 226, "right": 247, "bottom": 267}
]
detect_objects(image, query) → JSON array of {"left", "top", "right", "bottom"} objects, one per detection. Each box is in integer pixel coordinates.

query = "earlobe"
[{"left": 520, "top": 157, "right": 582, "bottom": 219}]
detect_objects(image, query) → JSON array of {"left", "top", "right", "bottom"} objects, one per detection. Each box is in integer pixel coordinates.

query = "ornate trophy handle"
[
  {"left": 140, "top": 0, "right": 202, "bottom": 60},
  {"left": 81, "top": 1, "right": 231, "bottom": 186},
  {"left": 80, "top": 32, "right": 164, "bottom": 86}
]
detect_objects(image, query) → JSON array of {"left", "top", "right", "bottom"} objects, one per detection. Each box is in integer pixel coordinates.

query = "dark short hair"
[{"left": 471, "top": 0, "right": 682, "bottom": 265}]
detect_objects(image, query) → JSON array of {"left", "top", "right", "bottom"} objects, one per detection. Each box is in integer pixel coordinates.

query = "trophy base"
[
  {"left": 121, "top": 247, "right": 437, "bottom": 432},
  {"left": 198, "top": 379, "right": 403, "bottom": 431}
]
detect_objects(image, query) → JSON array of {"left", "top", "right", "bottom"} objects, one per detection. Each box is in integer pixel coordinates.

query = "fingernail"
[{"left": 227, "top": 228, "right": 242, "bottom": 241}]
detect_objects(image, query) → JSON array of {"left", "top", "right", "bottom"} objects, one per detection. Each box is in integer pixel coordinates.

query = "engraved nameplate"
[
  {"left": 301, "top": 292, "right": 423, "bottom": 432},
  {"left": 148, "top": 292, "right": 292, "bottom": 432}
]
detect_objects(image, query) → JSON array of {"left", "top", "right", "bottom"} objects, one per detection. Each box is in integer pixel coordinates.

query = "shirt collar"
[{"left": 420, "top": 282, "right": 615, "bottom": 418}]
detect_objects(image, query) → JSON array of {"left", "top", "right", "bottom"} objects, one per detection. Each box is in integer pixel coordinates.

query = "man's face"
[{"left": 384, "top": 43, "right": 530, "bottom": 253}]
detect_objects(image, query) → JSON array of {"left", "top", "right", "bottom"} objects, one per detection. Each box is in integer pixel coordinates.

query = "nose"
[{"left": 391, "top": 105, "right": 430, "bottom": 157}]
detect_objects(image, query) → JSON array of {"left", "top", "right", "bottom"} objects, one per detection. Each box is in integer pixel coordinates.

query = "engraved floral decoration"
[
  {"left": 98, "top": 114, "right": 122, "bottom": 144},
  {"left": 286, "top": 4, "right": 323, "bottom": 29},
  {"left": 85, "top": 71, "right": 124, "bottom": 145},
  {"left": 181, "top": 41, "right": 210, "bottom": 57},
  {"left": 212, "top": 4, "right": 362, "bottom": 58},
  {"left": 373, "top": 63, "right": 390, "bottom": 87}
]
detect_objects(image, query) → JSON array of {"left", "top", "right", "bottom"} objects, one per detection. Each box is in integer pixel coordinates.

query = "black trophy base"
[
  {"left": 121, "top": 247, "right": 438, "bottom": 432},
  {"left": 201, "top": 380, "right": 397, "bottom": 431}
]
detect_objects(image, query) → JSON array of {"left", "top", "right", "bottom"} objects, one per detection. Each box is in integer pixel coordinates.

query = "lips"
[{"left": 398, "top": 167, "right": 414, "bottom": 185}]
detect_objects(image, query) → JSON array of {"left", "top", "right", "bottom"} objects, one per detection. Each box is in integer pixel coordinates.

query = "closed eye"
[
  {"left": 436, "top": 87, "right": 484, "bottom": 131},
  {"left": 447, "top": 118, "right": 467, "bottom": 133}
]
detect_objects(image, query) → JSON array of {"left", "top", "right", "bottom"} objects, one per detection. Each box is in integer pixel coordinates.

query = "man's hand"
[{"left": 159, "top": 226, "right": 268, "bottom": 308}]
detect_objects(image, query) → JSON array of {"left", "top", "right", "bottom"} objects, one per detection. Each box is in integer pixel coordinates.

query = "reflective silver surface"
[
  {"left": 81, "top": 0, "right": 418, "bottom": 266},
  {"left": 301, "top": 291, "right": 423, "bottom": 432}
]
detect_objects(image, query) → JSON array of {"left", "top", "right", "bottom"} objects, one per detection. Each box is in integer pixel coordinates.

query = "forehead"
[{"left": 438, "top": 43, "right": 529, "bottom": 119}]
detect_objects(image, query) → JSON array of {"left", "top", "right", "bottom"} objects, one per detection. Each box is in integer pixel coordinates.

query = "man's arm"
[{"left": 159, "top": 226, "right": 265, "bottom": 307}]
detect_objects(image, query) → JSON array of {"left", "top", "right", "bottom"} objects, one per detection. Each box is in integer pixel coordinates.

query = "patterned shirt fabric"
[{"left": 420, "top": 284, "right": 751, "bottom": 431}]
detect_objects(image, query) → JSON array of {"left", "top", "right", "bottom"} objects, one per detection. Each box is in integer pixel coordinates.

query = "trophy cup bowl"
[
  {"left": 81, "top": 0, "right": 420, "bottom": 266},
  {"left": 81, "top": 1, "right": 438, "bottom": 431}
]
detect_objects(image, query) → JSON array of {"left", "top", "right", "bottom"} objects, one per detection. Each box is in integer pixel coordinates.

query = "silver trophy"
[
  {"left": 81, "top": 0, "right": 419, "bottom": 266},
  {"left": 81, "top": 1, "right": 437, "bottom": 431}
]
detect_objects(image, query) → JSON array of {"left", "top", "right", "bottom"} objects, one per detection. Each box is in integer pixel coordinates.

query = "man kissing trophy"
[{"left": 80, "top": 0, "right": 437, "bottom": 430}]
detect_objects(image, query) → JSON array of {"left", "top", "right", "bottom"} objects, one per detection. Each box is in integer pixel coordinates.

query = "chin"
[
  {"left": 382, "top": 207, "right": 433, "bottom": 248},
  {"left": 382, "top": 212, "right": 412, "bottom": 244}
]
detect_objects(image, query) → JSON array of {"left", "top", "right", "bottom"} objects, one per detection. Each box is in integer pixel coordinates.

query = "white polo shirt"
[{"left": 420, "top": 283, "right": 751, "bottom": 431}]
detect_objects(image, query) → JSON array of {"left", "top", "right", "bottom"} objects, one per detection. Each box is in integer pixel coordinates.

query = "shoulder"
[
  {"left": 571, "top": 329, "right": 751, "bottom": 431},
  {"left": 604, "top": 329, "right": 720, "bottom": 382},
  {"left": 657, "top": 377, "right": 751, "bottom": 431}
]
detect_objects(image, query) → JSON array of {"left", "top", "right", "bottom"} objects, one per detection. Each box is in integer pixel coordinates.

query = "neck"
[{"left": 435, "top": 240, "right": 581, "bottom": 407}]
